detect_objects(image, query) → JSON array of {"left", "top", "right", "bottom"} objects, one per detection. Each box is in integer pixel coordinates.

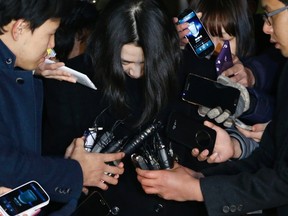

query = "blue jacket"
[{"left": 0, "top": 40, "right": 83, "bottom": 214}]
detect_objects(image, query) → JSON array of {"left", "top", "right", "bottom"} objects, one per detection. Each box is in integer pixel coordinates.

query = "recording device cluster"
[
  {"left": 131, "top": 132, "right": 174, "bottom": 170},
  {"left": 83, "top": 117, "right": 174, "bottom": 170},
  {"left": 84, "top": 121, "right": 162, "bottom": 155},
  {"left": 83, "top": 109, "right": 216, "bottom": 172}
]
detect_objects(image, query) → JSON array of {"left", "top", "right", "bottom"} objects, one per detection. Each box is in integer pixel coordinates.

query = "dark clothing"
[
  {"left": 42, "top": 53, "right": 208, "bottom": 215},
  {"left": 0, "top": 39, "right": 83, "bottom": 215},
  {"left": 42, "top": 54, "right": 101, "bottom": 156},
  {"left": 241, "top": 47, "right": 285, "bottom": 124},
  {"left": 200, "top": 61, "right": 288, "bottom": 216},
  {"left": 180, "top": 46, "right": 283, "bottom": 126}
]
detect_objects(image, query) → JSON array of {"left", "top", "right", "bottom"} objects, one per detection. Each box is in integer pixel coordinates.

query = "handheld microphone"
[{"left": 121, "top": 121, "right": 162, "bottom": 155}]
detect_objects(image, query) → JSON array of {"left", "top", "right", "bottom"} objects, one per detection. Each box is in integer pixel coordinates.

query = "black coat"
[
  {"left": 42, "top": 53, "right": 209, "bottom": 215},
  {"left": 200, "top": 61, "right": 288, "bottom": 216}
]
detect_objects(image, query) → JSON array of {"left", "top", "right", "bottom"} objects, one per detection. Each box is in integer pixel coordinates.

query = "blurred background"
[{"left": 84, "top": 0, "right": 190, "bottom": 17}]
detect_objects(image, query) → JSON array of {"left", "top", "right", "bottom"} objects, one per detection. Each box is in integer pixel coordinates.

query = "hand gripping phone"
[
  {"left": 178, "top": 8, "right": 215, "bottom": 58},
  {"left": 166, "top": 112, "right": 216, "bottom": 155},
  {"left": 182, "top": 73, "right": 241, "bottom": 115},
  {"left": 0, "top": 181, "right": 50, "bottom": 216}
]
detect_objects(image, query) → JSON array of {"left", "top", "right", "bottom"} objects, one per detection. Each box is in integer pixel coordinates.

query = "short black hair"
[
  {"left": 55, "top": 1, "right": 99, "bottom": 62},
  {"left": 0, "top": 0, "right": 75, "bottom": 34}
]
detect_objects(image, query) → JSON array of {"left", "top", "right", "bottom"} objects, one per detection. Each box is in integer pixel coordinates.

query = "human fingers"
[
  {"left": 40, "top": 69, "right": 77, "bottom": 83},
  {"left": 103, "top": 161, "right": 125, "bottom": 177},
  {"left": 32, "top": 209, "right": 41, "bottom": 216},
  {"left": 196, "top": 149, "right": 209, "bottom": 161},
  {"left": 206, "top": 152, "right": 219, "bottom": 163},
  {"left": 236, "top": 126, "right": 262, "bottom": 142},
  {"left": 172, "top": 17, "right": 178, "bottom": 24},
  {"left": 191, "top": 148, "right": 200, "bottom": 157},
  {"left": 0, "top": 187, "right": 11, "bottom": 195},
  {"left": 101, "top": 152, "right": 125, "bottom": 163},
  {"left": 253, "top": 122, "right": 268, "bottom": 132},
  {"left": 64, "top": 138, "right": 83, "bottom": 158},
  {"left": 196, "top": 12, "right": 202, "bottom": 19},
  {"left": 82, "top": 187, "right": 89, "bottom": 195},
  {"left": 176, "top": 22, "right": 189, "bottom": 32},
  {"left": 100, "top": 172, "right": 120, "bottom": 186}
]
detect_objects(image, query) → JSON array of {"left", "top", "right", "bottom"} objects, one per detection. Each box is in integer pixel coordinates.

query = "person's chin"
[{"left": 280, "top": 48, "right": 288, "bottom": 58}]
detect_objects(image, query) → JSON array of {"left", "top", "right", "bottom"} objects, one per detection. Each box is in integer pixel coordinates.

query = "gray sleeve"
[{"left": 226, "top": 127, "right": 259, "bottom": 160}]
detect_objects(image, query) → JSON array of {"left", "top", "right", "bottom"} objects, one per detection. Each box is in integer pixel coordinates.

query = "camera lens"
[{"left": 195, "top": 130, "right": 211, "bottom": 147}]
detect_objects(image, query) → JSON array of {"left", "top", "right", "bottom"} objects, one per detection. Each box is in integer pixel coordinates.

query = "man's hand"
[
  {"left": 66, "top": 138, "right": 125, "bottom": 190},
  {"left": 192, "top": 121, "right": 242, "bottom": 163},
  {"left": 236, "top": 122, "right": 268, "bottom": 142},
  {"left": 222, "top": 55, "right": 255, "bottom": 87},
  {"left": 35, "top": 61, "right": 77, "bottom": 83},
  {"left": 136, "top": 162, "right": 204, "bottom": 202}
]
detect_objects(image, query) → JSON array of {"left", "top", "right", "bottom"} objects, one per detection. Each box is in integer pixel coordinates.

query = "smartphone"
[
  {"left": 71, "top": 190, "right": 110, "bottom": 216},
  {"left": 182, "top": 73, "right": 240, "bottom": 115},
  {"left": 0, "top": 181, "right": 50, "bottom": 216},
  {"left": 178, "top": 8, "right": 215, "bottom": 58},
  {"left": 166, "top": 112, "right": 216, "bottom": 155},
  {"left": 215, "top": 40, "right": 233, "bottom": 75}
]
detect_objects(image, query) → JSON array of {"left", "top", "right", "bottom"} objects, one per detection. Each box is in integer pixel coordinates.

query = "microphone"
[{"left": 120, "top": 121, "right": 162, "bottom": 155}]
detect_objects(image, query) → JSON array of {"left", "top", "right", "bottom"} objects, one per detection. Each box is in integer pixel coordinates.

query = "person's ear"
[{"left": 12, "top": 19, "right": 27, "bottom": 40}]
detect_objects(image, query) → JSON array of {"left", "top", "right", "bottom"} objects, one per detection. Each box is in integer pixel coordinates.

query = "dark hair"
[
  {"left": 87, "top": 0, "right": 181, "bottom": 126},
  {"left": 0, "top": 0, "right": 75, "bottom": 35},
  {"left": 54, "top": 1, "right": 99, "bottom": 62},
  {"left": 196, "top": 0, "right": 255, "bottom": 58},
  {"left": 280, "top": 0, "right": 288, "bottom": 4}
]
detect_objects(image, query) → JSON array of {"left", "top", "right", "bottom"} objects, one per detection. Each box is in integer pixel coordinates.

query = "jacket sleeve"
[
  {"left": 0, "top": 133, "right": 83, "bottom": 204},
  {"left": 244, "top": 47, "right": 285, "bottom": 92},
  {"left": 226, "top": 127, "right": 259, "bottom": 160},
  {"left": 200, "top": 123, "right": 288, "bottom": 215}
]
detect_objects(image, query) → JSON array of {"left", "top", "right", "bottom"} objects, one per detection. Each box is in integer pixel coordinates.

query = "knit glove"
[{"left": 198, "top": 75, "right": 250, "bottom": 127}]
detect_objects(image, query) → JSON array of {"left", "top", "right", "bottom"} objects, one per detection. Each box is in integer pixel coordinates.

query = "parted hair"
[{"left": 87, "top": 0, "right": 181, "bottom": 127}]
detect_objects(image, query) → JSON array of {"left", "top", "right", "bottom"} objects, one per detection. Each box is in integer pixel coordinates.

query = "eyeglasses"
[{"left": 262, "top": 5, "right": 288, "bottom": 26}]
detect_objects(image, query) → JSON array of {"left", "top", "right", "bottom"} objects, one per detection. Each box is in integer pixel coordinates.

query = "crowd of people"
[{"left": 1, "top": 0, "right": 288, "bottom": 215}]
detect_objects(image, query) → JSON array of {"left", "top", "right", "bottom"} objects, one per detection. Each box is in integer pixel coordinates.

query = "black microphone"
[{"left": 121, "top": 121, "right": 162, "bottom": 155}]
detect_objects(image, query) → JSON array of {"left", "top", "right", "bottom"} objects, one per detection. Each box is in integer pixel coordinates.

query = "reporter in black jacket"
[{"left": 136, "top": 0, "right": 288, "bottom": 215}]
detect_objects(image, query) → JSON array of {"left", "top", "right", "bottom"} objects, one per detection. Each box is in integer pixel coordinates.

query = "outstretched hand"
[
  {"left": 65, "top": 138, "right": 125, "bottom": 190},
  {"left": 35, "top": 61, "right": 77, "bottom": 83},
  {"left": 236, "top": 122, "right": 268, "bottom": 142},
  {"left": 136, "top": 162, "right": 204, "bottom": 201},
  {"left": 191, "top": 121, "right": 241, "bottom": 163}
]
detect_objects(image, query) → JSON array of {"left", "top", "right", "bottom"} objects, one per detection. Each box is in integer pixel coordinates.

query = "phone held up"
[
  {"left": 0, "top": 180, "right": 50, "bottom": 216},
  {"left": 166, "top": 112, "right": 216, "bottom": 156},
  {"left": 182, "top": 73, "right": 240, "bottom": 115},
  {"left": 178, "top": 8, "right": 215, "bottom": 58},
  {"left": 215, "top": 40, "right": 234, "bottom": 75}
]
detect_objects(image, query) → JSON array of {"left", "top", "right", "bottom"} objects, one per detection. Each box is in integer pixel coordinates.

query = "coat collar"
[{"left": 0, "top": 39, "right": 16, "bottom": 70}]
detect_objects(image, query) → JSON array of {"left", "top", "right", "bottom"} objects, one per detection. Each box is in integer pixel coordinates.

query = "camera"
[{"left": 166, "top": 112, "right": 216, "bottom": 156}]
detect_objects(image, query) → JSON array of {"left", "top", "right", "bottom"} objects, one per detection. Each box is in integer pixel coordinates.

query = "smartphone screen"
[
  {"left": 182, "top": 73, "right": 240, "bottom": 115},
  {"left": 0, "top": 181, "right": 50, "bottom": 216},
  {"left": 178, "top": 8, "right": 215, "bottom": 58}
]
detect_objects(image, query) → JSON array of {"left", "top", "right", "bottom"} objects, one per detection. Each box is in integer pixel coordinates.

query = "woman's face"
[
  {"left": 210, "top": 27, "right": 237, "bottom": 55},
  {"left": 121, "top": 43, "right": 144, "bottom": 79}
]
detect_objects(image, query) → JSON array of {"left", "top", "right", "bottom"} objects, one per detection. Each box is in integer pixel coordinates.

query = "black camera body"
[{"left": 166, "top": 112, "right": 216, "bottom": 156}]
